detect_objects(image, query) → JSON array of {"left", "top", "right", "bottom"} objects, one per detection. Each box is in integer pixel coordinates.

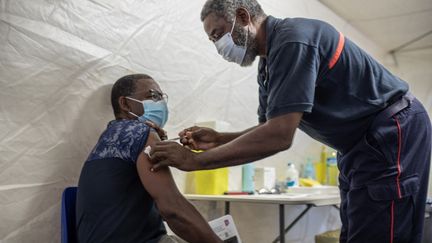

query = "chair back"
[{"left": 61, "top": 187, "right": 78, "bottom": 243}]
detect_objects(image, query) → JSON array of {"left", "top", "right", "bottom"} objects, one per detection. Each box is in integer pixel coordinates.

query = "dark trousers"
[{"left": 338, "top": 95, "right": 431, "bottom": 243}]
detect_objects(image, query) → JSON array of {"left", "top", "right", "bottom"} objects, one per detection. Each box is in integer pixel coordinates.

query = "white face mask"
[{"left": 214, "top": 17, "right": 248, "bottom": 65}]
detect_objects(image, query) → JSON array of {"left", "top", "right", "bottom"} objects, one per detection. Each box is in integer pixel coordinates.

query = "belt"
[{"left": 372, "top": 92, "right": 414, "bottom": 126}]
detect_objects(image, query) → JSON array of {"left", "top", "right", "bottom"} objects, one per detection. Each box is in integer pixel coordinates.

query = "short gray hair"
[{"left": 200, "top": 0, "right": 266, "bottom": 23}]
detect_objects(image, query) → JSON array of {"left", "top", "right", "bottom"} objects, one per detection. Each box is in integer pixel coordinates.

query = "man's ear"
[
  {"left": 236, "top": 7, "right": 251, "bottom": 27},
  {"left": 118, "top": 96, "right": 131, "bottom": 113}
]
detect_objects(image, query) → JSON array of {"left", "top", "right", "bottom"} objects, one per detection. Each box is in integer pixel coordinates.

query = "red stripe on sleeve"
[{"left": 328, "top": 32, "right": 345, "bottom": 69}]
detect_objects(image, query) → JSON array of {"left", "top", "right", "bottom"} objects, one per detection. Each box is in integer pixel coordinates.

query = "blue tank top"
[{"left": 76, "top": 120, "right": 166, "bottom": 243}]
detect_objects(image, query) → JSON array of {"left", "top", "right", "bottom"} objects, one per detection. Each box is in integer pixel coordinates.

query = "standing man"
[{"left": 150, "top": 1, "right": 431, "bottom": 242}]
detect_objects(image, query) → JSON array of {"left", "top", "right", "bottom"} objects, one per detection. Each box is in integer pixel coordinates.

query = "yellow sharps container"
[{"left": 190, "top": 150, "right": 228, "bottom": 195}]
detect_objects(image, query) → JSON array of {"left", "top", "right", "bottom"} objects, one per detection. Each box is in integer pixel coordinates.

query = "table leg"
[
  {"left": 225, "top": 201, "right": 230, "bottom": 215},
  {"left": 272, "top": 204, "right": 312, "bottom": 243},
  {"left": 279, "top": 204, "right": 285, "bottom": 243}
]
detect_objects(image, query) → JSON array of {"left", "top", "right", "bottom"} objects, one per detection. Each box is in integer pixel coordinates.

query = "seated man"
[{"left": 76, "top": 74, "right": 222, "bottom": 243}]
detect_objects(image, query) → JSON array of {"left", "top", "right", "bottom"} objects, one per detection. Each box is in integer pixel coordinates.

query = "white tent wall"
[{"left": 0, "top": 0, "right": 428, "bottom": 242}]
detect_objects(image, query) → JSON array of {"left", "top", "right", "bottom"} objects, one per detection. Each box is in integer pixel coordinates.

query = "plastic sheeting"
[{"left": 1, "top": 0, "right": 430, "bottom": 242}]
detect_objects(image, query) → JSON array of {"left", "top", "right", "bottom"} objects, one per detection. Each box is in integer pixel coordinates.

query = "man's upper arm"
[
  {"left": 136, "top": 131, "right": 180, "bottom": 200},
  {"left": 266, "top": 43, "right": 318, "bottom": 120}
]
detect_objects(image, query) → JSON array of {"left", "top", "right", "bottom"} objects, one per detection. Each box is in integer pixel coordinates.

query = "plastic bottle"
[
  {"left": 242, "top": 163, "right": 255, "bottom": 192},
  {"left": 315, "top": 145, "right": 327, "bottom": 184},
  {"left": 326, "top": 150, "right": 338, "bottom": 186},
  {"left": 303, "top": 157, "right": 315, "bottom": 179},
  {"left": 285, "top": 163, "right": 299, "bottom": 188}
]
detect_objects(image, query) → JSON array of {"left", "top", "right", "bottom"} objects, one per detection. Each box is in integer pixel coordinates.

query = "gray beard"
[
  {"left": 232, "top": 25, "right": 259, "bottom": 67},
  {"left": 241, "top": 37, "right": 259, "bottom": 67}
]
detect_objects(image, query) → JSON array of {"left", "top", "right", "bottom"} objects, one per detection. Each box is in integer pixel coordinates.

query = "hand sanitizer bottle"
[{"left": 286, "top": 163, "right": 299, "bottom": 188}]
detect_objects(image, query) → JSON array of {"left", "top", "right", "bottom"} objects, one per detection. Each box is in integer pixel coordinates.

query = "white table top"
[{"left": 185, "top": 192, "right": 340, "bottom": 207}]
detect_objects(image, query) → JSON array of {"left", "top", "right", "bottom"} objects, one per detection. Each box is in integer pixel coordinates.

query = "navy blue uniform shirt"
[
  {"left": 76, "top": 120, "right": 166, "bottom": 243},
  {"left": 258, "top": 16, "right": 408, "bottom": 151}
]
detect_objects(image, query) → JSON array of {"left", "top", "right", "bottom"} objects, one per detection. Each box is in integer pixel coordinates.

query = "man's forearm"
[
  {"left": 197, "top": 122, "right": 294, "bottom": 169},
  {"left": 161, "top": 196, "right": 222, "bottom": 243},
  {"left": 216, "top": 124, "right": 261, "bottom": 145}
]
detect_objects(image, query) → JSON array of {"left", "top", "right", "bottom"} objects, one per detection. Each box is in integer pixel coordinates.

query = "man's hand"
[
  {"left": 150, "top": 141, "right": 203, "bottom": 172},
  {"left": 145, "top": 121, "right": 168, "bottom": 140},
  {"left": 179, "top": 126, "right": 220, "bottom": 150}
]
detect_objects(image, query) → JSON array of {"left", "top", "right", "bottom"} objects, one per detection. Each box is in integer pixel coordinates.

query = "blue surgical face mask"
[
  {"left": 214, "top": 17, "right": 248, "bottom": 65},
  {"left": 126, "top": 97, "right": 169, "bottom": 128}
]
